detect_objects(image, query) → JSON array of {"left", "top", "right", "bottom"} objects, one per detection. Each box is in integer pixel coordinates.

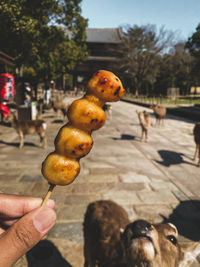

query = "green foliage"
[
  {"left": 186, "top": 24, "right": 200, "bottom": 84},
  {"left": 119, "top": 24, "right": 174, "bottom": 96},
  {"left": 0, "top": 0, "right": 88, "bottom": 86}
]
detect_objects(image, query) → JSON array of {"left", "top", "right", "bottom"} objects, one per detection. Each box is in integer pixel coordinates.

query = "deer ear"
[{"left": 179, "top": 242, "right": 200, "bottom": 266}]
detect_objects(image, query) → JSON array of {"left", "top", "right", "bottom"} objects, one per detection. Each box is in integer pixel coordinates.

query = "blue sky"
[{"left": 81, "top": 0, "right": 200, "bottom": 41}]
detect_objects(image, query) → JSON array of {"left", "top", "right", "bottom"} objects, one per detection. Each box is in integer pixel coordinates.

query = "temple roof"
[
  {"left": 63, "top": 27, "right": 123, "bottom": 43},
  {"left": 86, "top": 28, "right": 123, "bottom": 43}
]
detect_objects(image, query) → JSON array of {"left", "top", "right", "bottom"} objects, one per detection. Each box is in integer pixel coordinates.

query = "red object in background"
[
  {"left": 0, "top": 73, "right": 15, "bottom": 101},
  {"left": 0, "top": 102, "right": 10, "bottom": 117}
]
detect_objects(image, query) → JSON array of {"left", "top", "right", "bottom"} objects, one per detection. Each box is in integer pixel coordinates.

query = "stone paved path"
[{"left": 0, "top": 98, "right": 200, "bottom": 266}]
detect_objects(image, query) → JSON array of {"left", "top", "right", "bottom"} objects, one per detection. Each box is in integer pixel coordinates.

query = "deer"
[
  {"left": 52, "top": 100, "right": 70, "bottom": 119},
  {"left": 103, "top": 104, "right": 112, "bottom": 119},
  {"left": 83, "top": 200, "right": 200, "bottom": 267},
  {"left": 11, "top": 112, "right": 47, "bottom": 149},
  {"left": 136, "top": 110, "right": 152, "bottom": 142},
  {"left": 150, "top": 104, "right": 167, "bottom": 127},
  {"left": 193, "top": 121, "right": 200, "bottom": 167}
]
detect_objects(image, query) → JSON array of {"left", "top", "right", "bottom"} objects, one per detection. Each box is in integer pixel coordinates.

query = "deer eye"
[{"left": 167, "top": 235, "right": 177, "bottom": 245}]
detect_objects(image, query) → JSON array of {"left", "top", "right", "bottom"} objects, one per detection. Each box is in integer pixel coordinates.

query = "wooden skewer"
[{"left": 42, "top": 183, "right": 56, "bottom": 206}]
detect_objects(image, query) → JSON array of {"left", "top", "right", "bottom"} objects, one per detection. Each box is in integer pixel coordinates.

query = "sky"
[{"left": 81, "top": 0, "right": 200, "bottom": 41}]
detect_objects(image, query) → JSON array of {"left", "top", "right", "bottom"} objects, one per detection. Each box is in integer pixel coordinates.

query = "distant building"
[
  {"left": 77, "top": 28, "right": 123, "bottom": 74},
  {"left": 65, "top": 27, "right": 124, "bottom": 90}
]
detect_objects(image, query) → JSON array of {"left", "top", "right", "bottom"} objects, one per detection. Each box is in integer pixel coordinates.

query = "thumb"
[{"left": 0, "top": 206, "right": 56, "bottom": 267}]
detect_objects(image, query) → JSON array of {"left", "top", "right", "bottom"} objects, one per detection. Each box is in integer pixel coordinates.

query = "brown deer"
[
  {"left": 150, "top": 104, "right": 167, "bottom": 127},
  {"left": 136, "top": 110, "right": 152, "bottom": 142},
  {"left": 83, "top": 200, "right": 200, "bottom": 267},
  {"left": 103, "top": 104, "right": 112, "bottom": 119},
  {"left": 52, "top": 100, "right": 70, "bottom": 119},
  {"left": 11, "top": 112, "right": 47, "bottom": 149},
  {"left": 193, "top": 121, "right": 200, "bottom": 167}
]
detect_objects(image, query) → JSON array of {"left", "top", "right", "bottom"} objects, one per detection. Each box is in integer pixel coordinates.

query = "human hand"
[{"left": 0, "top": 193, "right": 56, "bottom": 267}]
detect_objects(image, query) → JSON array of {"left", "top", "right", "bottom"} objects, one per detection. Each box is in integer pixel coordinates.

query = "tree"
[
  {"left": 0, "top": 0, "right": 88, "bottom": 91},
  {"left": 154, "top": 43, "right": 193, "bottom": 96},
  {"left": 119, "top": 24, "right": 174, "bottom": 96},
  {"left": 186, "top": 24, "right": 200, "bottom": 85}
]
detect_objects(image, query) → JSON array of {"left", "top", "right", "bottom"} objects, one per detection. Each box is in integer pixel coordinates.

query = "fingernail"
[
  {"left": 33, "top": 207, "right": 56, "bottom": 233},
  {"left": 46, "top": 199, "right": 55, "bottom": 208}
]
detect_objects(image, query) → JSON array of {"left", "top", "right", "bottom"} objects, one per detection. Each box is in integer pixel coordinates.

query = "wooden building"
[{"left": 74, "top": 28, "right": 123, "bottom": 88}]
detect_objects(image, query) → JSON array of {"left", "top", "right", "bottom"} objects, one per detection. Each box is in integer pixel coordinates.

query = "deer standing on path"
[
  {"left": 83, "top": 200, "right": 200, "bottom": 267},
  {"left": 136, "top": 110, "right": 152, "bottom": 142},
  {"left": 150, "top": 104, "right": 167, "bottom": 127},
  {"left": 11, "top": 112, "right": 47, "bottom": 149},
  {"left": 52, "top": 100, "right": 70, "bottom": 120},
  {"left": 193, "top": 121, "right": 200, "bottom": 166}
]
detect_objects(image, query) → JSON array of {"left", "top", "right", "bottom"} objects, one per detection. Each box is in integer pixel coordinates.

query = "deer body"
[
  {"left": 193, "top": 122, "right": 200, "bottom": 166},
  {"left": 83, "top": 200, "right": 200, "bottom": 267},
  {"left": 150, "top": 105, "right": 166, "bottom": 127},
  {"left": 52, "top": 100, "right": 70, "bottom": 119},
  {"left": 11, "top": 113, "right": 47, "bottom": 149},
  {"left": 136, "top": 111, "right": 152, "bottom": 142}
]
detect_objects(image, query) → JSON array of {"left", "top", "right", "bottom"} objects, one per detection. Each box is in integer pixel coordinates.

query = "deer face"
[{"left": 121, "top": 220, "right": 182, "bottom": 267}]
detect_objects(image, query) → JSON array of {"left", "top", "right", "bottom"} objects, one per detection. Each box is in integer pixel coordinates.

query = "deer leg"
[
  {"left": 140, "top": 128, "right": 144, "bottom": 142},
  {"left": 19, "top": 132, "right": 24, "bottom": 149},
  {"left": 193, "top": 144, "right": 199, "bottom": 161},
  {"left": 43, "top": 135, "right": 47, "bottom": 148},
  {"left": 145, "top": 129, "right": 148, "bottom": 142},
  {"left": 39, "top": 133, "right": 47, "bottom": 148},
  {"left": 198, "top": 144, "right": 200, "bottom": 167}
]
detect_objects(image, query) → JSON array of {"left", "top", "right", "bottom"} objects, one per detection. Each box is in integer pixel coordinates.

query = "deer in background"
[
  {"left": 193, "top": 121, "right": 200, "bottom": 167},
  {"left": 136, "top": 110, "right": 152, "bottom": 142},
  {"left": 83, "top": 200, "right": 200, "bottom": 267},
  {"left": 103, "top": 104, "right": 112, "bottom": 119},
  {"left": 11, "top": 112, "right": 47, "bottom": 149},
  {"left": 150, "top": 104, "right": 167, "bottom": 127},
  {"left": 52, "top": 100, "right": 70, "bottom": 119}
]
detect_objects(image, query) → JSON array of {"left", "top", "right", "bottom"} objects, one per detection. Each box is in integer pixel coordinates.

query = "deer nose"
[{"left": 129, "top": 220, "right": 152, "bottom": 237}]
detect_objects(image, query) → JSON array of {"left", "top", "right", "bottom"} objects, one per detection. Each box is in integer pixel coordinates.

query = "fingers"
[
  {"left": 0, "top": 193, "right": 55, "bottom": 219},
  {"left": 0, "top": 206, "right": 56, "bottom": 267}
]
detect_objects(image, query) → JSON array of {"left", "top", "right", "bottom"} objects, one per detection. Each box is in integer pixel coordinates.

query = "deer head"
[{"left": 121, "top": 220, "right": 200, "bottom": 267}]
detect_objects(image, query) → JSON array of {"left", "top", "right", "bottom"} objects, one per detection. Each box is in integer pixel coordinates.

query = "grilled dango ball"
[
  {"left": 86, "top": 70, "right": 125, "bottom": 102},
  {"left": 67, "top": 98, "right": 106, "bottom": 132},
  {"left": 55, "top": 124, "right": 93, "bottom": 159},
  {"left": 41, "top": 70, "right": 125, "bottom": 186},
  {"left": 42, "top": 153, "right": 80, "bottom": 186}
]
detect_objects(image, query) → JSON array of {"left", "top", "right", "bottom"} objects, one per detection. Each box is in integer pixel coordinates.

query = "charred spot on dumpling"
[
  {"left": 101, "top": 89, "right": 104, "bottom": 92},
  {"left": 79, "top": 144, "right": 85, "bottom": 151},
  {"left": 72, "top": 150, "right": 76, "bottom": 154},
  {"left": 90, "top": 119, "right": 95, "bottom": 124},
  {"left": 99, "top": 77, "right": 107, "bottom": 85},
  {"left": 114, "top": 86, "right": 121, "bottom": 96},
  {"left": 94, "top": 71, "right": 100, "bottom": 76},
  {"left": 115, "top": 78, "right": 119, "bottom": 81},
  {"left": 95, "top": 119, "right": 98, "bottom": 122}
]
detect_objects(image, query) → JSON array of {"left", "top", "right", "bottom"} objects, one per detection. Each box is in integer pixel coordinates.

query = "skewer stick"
[{"left": 42, "top": 183, "right": 56, "bottom": 206}]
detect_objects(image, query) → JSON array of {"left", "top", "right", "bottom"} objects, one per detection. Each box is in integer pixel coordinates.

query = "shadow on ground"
[
  {"left": 155, "top": 150, "right": 196, "bottom": 167},
  {"left": 162, "top": 200, "right": 200, "bottom": 241},
  {"left": 52, "top": 119, "right": 65, "bottom": 124},
  {"left": 0, "top": 140, "right": 37, "bottom": 148},
  {"left": 112, "top": 134, "right": 136, "bottom": 140},
  {"left": 26, "top": 240, "right": 72, "bottom": 267}
]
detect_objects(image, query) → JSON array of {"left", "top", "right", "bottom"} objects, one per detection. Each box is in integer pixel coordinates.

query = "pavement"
[{"left": 0, "top": 98, "right": 200, "bottom": 266}]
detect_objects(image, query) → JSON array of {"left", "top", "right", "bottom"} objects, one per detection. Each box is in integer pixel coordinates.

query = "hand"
[{"left": 0, "top": 193, "right": 56, "bottom": 267}]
